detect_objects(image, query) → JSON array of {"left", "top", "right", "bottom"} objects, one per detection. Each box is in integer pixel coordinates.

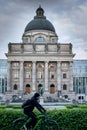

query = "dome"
[
  {"left": 25, "top": 6, "right": 55, "bottom": 33},
  {"left": 25, "top": 19, "right": 55, "bottom": 32}
]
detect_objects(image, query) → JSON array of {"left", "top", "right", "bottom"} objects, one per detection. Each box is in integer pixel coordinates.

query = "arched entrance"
[
  {"left": 50, "top": 84, "right": 55, "bottom": 93},
  {"left": 38, "top": 84, "right": 43, "bottom": 96},
  {"left": 25, "top": 84, "right": 31, "bottom": 93}
]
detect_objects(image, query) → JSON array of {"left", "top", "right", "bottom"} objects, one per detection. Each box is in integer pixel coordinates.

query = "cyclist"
[{"left": 23, "top": 92, "right": 46, "bottom": 130}]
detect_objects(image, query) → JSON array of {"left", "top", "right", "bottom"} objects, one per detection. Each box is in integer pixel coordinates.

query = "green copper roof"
[
  {"left": 25, "top": 18, "right": 55, "bottom": 32},
  {"left": 25, "top": 6, "right": 55, "bottom": 32}
]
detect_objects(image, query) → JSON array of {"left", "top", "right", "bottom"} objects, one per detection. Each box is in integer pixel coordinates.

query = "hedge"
[{"left": 0, "top": 109, "right": 87, "bottom": 130}]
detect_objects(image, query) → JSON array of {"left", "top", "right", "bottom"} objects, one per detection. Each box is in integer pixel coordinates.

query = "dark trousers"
[{"left": 24, "top": 110, "right": 37, "bottom": 128}]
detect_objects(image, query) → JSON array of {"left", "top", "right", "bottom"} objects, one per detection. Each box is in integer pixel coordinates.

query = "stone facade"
[{"left": 5, "top": 6, "right": 75, "bottom": 101}]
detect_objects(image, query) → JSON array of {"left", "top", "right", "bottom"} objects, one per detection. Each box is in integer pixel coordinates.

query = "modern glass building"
[
  {"left": 0, "top": 59, "right": 7, "bottom": 95},
  {"left": 73, "top": 60, "right": 87, "bottom": 101}
]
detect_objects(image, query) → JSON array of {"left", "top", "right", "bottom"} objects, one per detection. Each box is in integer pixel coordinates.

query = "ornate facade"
[{"left": 6, "top": 6, "right": 75, "bottom": 101}]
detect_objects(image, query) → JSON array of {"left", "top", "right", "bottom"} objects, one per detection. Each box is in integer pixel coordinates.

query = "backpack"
[{"left": 22, "top": 99, "right": 31, "bottom": 109}]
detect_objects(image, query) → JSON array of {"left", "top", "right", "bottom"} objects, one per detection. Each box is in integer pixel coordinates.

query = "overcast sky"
[{"left": 0, "top": 0, "right": 87, "bottom": 59}]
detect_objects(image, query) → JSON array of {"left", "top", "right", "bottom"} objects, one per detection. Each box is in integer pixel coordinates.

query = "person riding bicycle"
[{"left": 22, "top": 92, "right": 46, "bottom": 130}]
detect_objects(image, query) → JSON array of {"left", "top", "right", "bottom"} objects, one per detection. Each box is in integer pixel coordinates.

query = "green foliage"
[
  {"left": 0, "top": 109, "right": 26, "bottom": 130},
  {"left": 66, "top": 104, "right": 78, "bottom": 109},
  {"left": 0, "top": 104, "right": 21, "bottom": 109},
  {"left": 0, "top": 105, "right": 6, "bottom": 109},
  {"left": 0, "top": 109, "right": 87, "bottom": 130},
  {"left": 79, "top": 104, "right": 87, "bottom": 109},
  {"left": 47, "top": 109, "right": 87, "bottom": 130}
]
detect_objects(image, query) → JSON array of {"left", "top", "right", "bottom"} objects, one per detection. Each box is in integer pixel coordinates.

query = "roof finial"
[{"left": 39, "top": 4, "right": 41, "bottom": 8}]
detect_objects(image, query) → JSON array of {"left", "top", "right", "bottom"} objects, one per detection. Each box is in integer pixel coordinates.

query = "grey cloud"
[{"left": 0, "top": 0, "right": 87, "bottom": 59}]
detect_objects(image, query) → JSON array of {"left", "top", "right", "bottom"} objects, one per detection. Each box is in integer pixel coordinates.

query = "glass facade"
[
  {"left": 73, "top": 60, "right": 87, "bottom": 97},
  {"left": 0, "top": 59, "right": 7, "bottom": 94}
]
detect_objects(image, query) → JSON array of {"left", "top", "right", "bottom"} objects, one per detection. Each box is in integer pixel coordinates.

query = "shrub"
[
  {"left": 0, "top": 109, "right": 87, "bottom": 130},
  {"left": 66, "top": 104, "right": 78, "bottom": 109}
]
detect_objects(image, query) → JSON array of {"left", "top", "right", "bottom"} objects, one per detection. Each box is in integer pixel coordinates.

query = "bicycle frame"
[{"left": 13, "top": 113, "right": 59, "bottom": 130}]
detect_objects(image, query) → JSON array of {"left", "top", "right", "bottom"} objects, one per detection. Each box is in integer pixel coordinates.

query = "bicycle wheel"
[
  {"left": 40, "top": 119, "right": 60, "bottom": 130},
  {"left": 13, "top": 118, "right": 27, "bottom": 130}
]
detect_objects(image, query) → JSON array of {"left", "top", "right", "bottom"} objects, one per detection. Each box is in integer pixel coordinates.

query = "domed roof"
[{"left": 25, "top": 6, "right": 55, "bottom": 33}]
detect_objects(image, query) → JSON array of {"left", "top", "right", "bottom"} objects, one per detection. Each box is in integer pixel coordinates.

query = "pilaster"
[
  {"left": 45, "top": 61, "right": 48, "bottom": 91},
  {"left": 32, "top": 61, "right": 36, "bottom": 91},
  {"left": 20, "top": 61, "right": 24, "bottom": 92}
]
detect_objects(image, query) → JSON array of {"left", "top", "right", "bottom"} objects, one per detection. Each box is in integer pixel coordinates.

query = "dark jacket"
[{"left": 24, "top": 96, "right": 45, "bottom": 113}]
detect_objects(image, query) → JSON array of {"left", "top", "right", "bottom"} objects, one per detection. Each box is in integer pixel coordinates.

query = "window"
[
  {"left": 24, "top": 63, "right": 32, "bottom": 68},
  {"left": 62, "top": 63, "right": 67, "bottom": 67},
  {"left": 63, "top": 84, "right": 67, "bottom": 90},
  {"left": 25, "top": 72, "right": 31, "bottom": 79},
  {"left": 13, "top": 84, "right": 18, "bottom": 90},
  {"left": 63, "top": 73, "right": 67, "bottom": 78},
  {"left": 50, "top": 72, "right": 55, "bottom": 79},
  {"left": 35, "top": 37, "right": 45, "bottom": 43},
  {"left": 78, "top": 96, "right": 84, "bottom": 100},
  {"left": 37, "top": 72, "right": 43, "bottom": 79},
  {"left": 51, "top": 75, "right": 54, "bottom": 79},
  {"left": 85, "top": 66, "right": 87, "bottom": 72},
  {"left": 13, "top": 71, "right": 19, "bottom": 78},
  {"left": 51, "top": 39, "right": 55, "bottom": 43},
  {"left": 12, "top": 62, "right": 19, "bottom": 67}
]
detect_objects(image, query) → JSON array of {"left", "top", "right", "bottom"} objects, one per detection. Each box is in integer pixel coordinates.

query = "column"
[
  {"left": 69, "top": 62, "right": 73, "bottom": 91},
  {"left": 7, "top": 61, "right": 11, "bottom": 91},
  {"left": 57, "top": 61, "right": 61, "bottom": 91},
  {"left": 45, "top": 61, "right": 48, "bottom": 91},
  {"left": 32, "top": 61, "right": 36, "bottom": 91},
  {"left": 20, "top": 61, "right": 24, "bottom": 92}
]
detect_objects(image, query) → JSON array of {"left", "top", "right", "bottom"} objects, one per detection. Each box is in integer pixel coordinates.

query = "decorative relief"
[
  {"left": 11, "top": 45, "right": 21, "bottom": 52},
  {"left": 36, "top": 45, "right": 45, "bottom": 52},
  {"left": 48, "top": 45, "right": 57, "bottom": 52},
  {"left": 60, "top": 45, "right": 70, "bottom": 51},
  {"left": 24, "top": 45, "right": 33, "bottom": 52}
]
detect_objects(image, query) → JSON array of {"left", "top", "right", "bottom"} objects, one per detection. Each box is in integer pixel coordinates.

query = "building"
[
  {"left": 0, "top": 59, "right": 7, "bottom": 99},
  {"left": 5, "top": 6, "right": 75, "bottom": 101},
  {"left": 0, "top": 59, "right": 87, "bottom": 102},
  {"left": 73, "top": 60, "right": 87, "bottom": 102}
]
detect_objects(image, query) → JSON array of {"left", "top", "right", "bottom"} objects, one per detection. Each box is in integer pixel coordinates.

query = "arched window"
[
  {"left": 13, "top": 84, "right": 18, "bottom": 90},
  {"left": 78, "top": 96, "right": 84, "bottom": 100},
  {"left": 63, "top": 84, "right": 67, "bottom": 90},
  {"left": 35, "top": 37, "right": 45, "bottom": 43},
  {"left": 50, "top": 84, "right": 55, "bottom": 94}
]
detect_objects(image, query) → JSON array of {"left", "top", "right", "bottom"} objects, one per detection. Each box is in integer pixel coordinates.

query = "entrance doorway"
[
  {"left": 38, "top": 84, "right": 43, "bottom": 96},
  {"left": 25, "top": 84, "right": 31, "bottom": 93}
]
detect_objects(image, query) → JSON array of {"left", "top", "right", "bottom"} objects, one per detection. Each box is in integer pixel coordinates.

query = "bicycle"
[{"left": 12, "top": 112, "right": 60, "bottom": 130}]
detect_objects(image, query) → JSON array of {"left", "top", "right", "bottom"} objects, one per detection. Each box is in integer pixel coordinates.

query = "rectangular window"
[
  {"left": 63, "top": 73, "right": 67, "bottom": 78},
  {"left": 51, "top": 75, "right": 54, "bottom": 79},
  {"left": 50, "top": 72, "right": 55, "bottom": 79},
  {"left": 12, "top": 62, "right": 19, "bottom": 67},
  {"left": 25, "top": 72, "right": 31, "bottom": 79},
  {"left": 13, "top": 71, "right": 19, "bottom": 78},
  {"left": 37, "top": 72, "right": 42, "bottom": 79}
]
